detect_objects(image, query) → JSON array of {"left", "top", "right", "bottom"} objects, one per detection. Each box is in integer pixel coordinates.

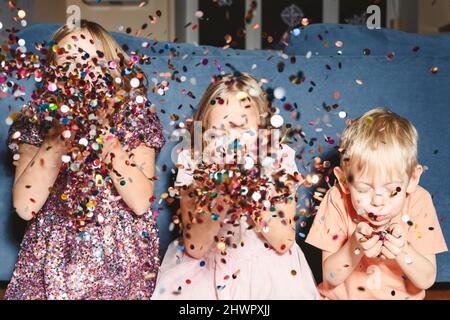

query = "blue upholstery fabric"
[{"left": 1, "top": 23, "right": 449, "bottom": 282}]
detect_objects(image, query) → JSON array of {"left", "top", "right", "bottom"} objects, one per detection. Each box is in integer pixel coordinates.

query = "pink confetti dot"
[{"left": 47, "top": 82, "right": 57, "bottom": 92}]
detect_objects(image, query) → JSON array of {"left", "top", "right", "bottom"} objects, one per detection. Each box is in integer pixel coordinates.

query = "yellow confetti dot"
[
  {"left": 61, "top": 193, "right": 69, "bottom": 201},
  {"left": 236, "top": 91, "right": 249, "bottom": 101},
  {"left": 95, "top": 174, "right": 103, "bottom": 186},
  {"left": 17, "top": 10, "right": 26, "bottom": 19},
  {"left": 217, "top": 242, "right": 226, "bottom": 252},
  {"left": 364, "top": 116, "right": 374, "bottom": 125},
  {"left": 86, "top": 201, "right": 96, "bottom": 208}
]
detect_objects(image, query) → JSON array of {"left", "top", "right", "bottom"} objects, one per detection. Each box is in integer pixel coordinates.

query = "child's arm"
[
  {"left": 12, "top": 129, "right": 68, "bottom": 220},
  {"left": 252, "top": 189, "right": 297, "bottom": 254},
  {"left": 382, "top": 224, "right": 437, "bottom": 290},
  {"left": 179, "top": 186, "right": 230, "bottom": 259},
  {"left": 322, "top": 222, "right": 383, "bottom": 287},
  {"left": 102, "top": 135, "right": 157, "bottom": 216}
]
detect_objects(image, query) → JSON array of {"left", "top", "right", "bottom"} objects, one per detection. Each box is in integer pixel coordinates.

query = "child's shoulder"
[
  {"left": 176, "top": 149, "right": 196, "bottom": 169},
  {"left": 278, "top": 144, "right": 296, "bottom": 159},
  {"left": 322, "top": 185, "right": 358, "bottom": 221},
  {"left": 409, "top": 185, "right": 432, "bottom": 199},
  {"left": 406, "top": 185, "right": 434, "bottom": 211},
  {"left": 277, "top": 143, "right": 297, "bottom": 162},
  {"left": 324, "top": 185, "right": 348, "bottom": 205}
]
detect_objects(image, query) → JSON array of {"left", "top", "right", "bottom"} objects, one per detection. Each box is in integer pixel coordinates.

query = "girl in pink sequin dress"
[{"left": 5, "top": 20, "right": 165, "bottom": 300}]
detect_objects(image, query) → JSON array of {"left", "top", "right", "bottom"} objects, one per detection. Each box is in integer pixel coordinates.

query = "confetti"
[
  {"left": 363, "top": 48, "right": 371, "bottom": 56},
  {"left": 292, "top": 28, "right": 301, "bottom": 36},
  {"left": 404, "top": 256, "right": 413, "bottom": 264},
  {"left": 17, "top": 9, "right": 26, "bottom": 19},
  {"left": 273, "top": 87, "right": 286, "bottom": 100},
  {"left": 270, "top": 114, "right": 284, "bottom": 128}
]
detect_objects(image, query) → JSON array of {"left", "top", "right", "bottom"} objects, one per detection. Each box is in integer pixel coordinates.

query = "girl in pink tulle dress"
[{"left": 152, "top": 73, "right": 319, "bottom": 300}]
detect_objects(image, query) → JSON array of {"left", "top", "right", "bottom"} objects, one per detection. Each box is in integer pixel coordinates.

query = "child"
[
  {"left": 306, "top": 108, "right": 447, "bottom": 300},
  {"left": 5, "top": 20, "right": 165, "bottom": 299},
  {"left": 152, "top": 73, "right": 319, "bottom": 300}
]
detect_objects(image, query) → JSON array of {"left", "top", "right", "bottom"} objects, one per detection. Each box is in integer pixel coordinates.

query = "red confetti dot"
[
  {"left": 334, "top": 90, "right": 340, "bottom": 100},
  {"left": 186, "top": 279, "right": 191, "bottom": 284},
  {"left": 332, "top": 234, "right": 339, "bottom": 240}
]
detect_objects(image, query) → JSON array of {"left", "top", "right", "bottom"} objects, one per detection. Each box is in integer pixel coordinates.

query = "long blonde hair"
[{"left": 45, "top": 19, "right": 147, "bottom": 93}]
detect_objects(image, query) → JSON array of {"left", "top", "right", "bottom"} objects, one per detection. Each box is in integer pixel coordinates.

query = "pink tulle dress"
[{"left": 152, "top": 144, "right": 319, "bottom": 300}]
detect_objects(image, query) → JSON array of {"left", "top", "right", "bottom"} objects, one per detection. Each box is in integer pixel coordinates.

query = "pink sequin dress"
[{"left": 5, "top": 96, "right": 165, "bottom": 300}]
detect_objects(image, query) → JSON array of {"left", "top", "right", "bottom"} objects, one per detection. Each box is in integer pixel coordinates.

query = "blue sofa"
[{"left": 1, "top": 23, "right": 449, "bottom": 283}]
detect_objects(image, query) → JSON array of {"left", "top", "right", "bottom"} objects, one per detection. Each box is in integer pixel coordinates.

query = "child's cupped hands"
[
  {"left": 354, "top": 222, "right": 383, "bottom": 258},
  {"left": 354, "top": 222, "right": 407, "bottom": 260},
  {"left": 380, "top": 223, "right": 407, "bottom": 260}
]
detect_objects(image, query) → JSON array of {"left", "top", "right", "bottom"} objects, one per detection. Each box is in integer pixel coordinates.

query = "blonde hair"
[
  {"left": 339, "top": 108, "right": 419, "bottom": 178},
  {"left": 189, "top": 72, "right": 272, "bottom": 148},
  {"left": 45, "top": 19, "right": 147, "bottom": 93}
]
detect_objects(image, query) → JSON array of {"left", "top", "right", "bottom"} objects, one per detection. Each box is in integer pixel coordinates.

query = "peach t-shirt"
[{"left": 306, "top": 185, "right": 448, "bottom": 300}]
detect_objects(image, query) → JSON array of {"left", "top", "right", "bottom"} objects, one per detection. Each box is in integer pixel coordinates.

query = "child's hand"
[
  {"left": 380, "top": 223, "right": 406, "bottom": 260},
  {"left": 353, "top": 222, "right": 383, "bottom": 258},
  {"left": 95, "top": 108, "right": 119, "bottom": 163},
  {"left": 46, "top": 119, "right": 75, "bottom": 153}
]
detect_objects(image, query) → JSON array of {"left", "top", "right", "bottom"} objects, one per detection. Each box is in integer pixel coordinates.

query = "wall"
[{"left": 30, "top": 0, "right": 175, "bottom": 41}]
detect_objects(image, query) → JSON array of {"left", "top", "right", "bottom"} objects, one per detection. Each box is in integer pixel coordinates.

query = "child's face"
[
  {"left": 203, "top": 92, "right": 261, "bottom": 162},
  {"left": 54, "top": 29, "right": 106, "bottom": 82},
  {"left": 347, "top": 165, "right": 411, "bottom": 228},
  {"left": 208, "top": 93, "right": 260, "bottom": 130},
  {"left": 208, "top": 92, "right": 260, "bottom": 140}
]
